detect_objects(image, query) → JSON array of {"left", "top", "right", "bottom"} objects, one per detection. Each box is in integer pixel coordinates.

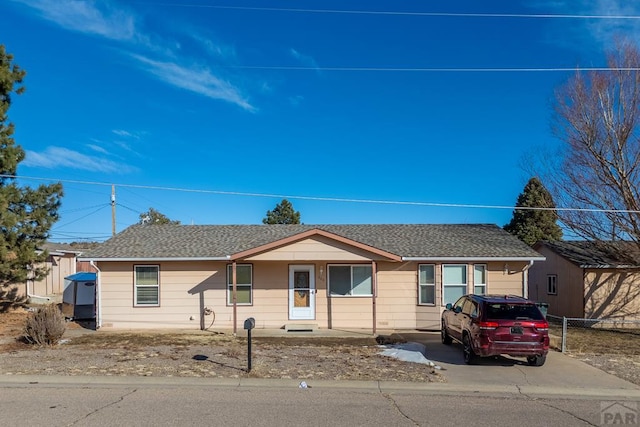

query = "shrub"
[{"left": 24, "top": 304, "right": 66, "bottom": 346}]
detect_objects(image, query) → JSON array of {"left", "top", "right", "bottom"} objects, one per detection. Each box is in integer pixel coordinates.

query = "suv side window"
[
  {"left": 462, "top": 299, "right": 478, "bottom": 317},
  {"left": 453, "top": 296, "right": 466, "bottom": 312}
]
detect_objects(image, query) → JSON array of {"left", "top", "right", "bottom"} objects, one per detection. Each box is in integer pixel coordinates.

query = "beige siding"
[
  {"left": 97, "top": 259, "right": 531, "bottom": 331},
  {"left": 99, "top": 261, "right": 225, "bottom": 329},
  {"left": 528, "top": 247, "right": 584, "bottom": 317},
  {"left": 584, "top": 269, "right": 640, "bottom": 320},
  {"left": 485, "top": 261, "right": 527, "bottom": 295},
  {"left": 375, "top": 262, "right": 418, "bottom": 329},
  {"left": 246, "top": 236, "right": 378, "bottom": 261}
]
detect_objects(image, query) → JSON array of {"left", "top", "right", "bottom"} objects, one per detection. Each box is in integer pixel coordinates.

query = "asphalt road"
[{"left": 0, "top": 378, "right": 630, "bottom": 427}]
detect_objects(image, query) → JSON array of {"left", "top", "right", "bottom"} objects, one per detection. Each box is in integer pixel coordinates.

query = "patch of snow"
[{"left": 379, "top": 342, "right": 443, "bottom": 370}]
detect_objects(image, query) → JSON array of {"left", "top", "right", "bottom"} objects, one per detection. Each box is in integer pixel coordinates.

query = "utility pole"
[{"left": 111, "top": 185, "right": 116, "bottom": 236}]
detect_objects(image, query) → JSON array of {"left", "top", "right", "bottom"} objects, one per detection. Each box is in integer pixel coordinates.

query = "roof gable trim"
[{"left": 230, "top": 228, "right": 402, "bottom": 261}]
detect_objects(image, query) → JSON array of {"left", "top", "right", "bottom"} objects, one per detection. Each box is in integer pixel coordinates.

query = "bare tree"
[{"left": 543, "top": 40, "right": 640, "bottom": 260}]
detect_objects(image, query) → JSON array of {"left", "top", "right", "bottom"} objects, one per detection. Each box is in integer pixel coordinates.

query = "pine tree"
[
  {"left": 262, "top": 199, "right": 301, "bottom": 224},
  {"left": 0, "top": 45, "right": 63, "bottom": 291},
  {"left": 504, "top": 177, "right": 562, "bottom": 246}
]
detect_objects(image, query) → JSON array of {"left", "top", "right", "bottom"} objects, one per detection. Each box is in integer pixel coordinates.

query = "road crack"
[
  {"left": 515, "top": 366, "right": 532, "bottom": 385},
  {"left": 67, "top": 388, "right": 138, "bottom": 426},
  {"left": 516, "top": 385, "right": 597, "bottom": 426},
  {"left": 378, "top": 382, "right": 419, "bottom": 426}
]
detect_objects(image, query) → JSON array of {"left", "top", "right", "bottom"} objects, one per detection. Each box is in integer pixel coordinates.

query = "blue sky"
[{"left": 1, "top": 0, "right": 638, "bottom": 242}]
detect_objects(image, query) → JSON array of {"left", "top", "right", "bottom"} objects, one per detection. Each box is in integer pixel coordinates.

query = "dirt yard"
[{"left": 0, "top": 306, "right": 443, "bottom": 383}]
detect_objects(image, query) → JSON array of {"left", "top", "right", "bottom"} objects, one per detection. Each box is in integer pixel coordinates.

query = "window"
[
  {"left": 473, "top": 264, "right": 487, "bottom": 295},
  {"left": 462, "top": 298, "right": 478, "bottom": 318},
  {"left": 418, "top": 264, "right": 435, "bottom": 305},
  {"left": 328, "top": 265, "right": 372, "bottom": 296},
  {"left": 486, "top": 303, "right": 544, "bottom": 321},
  {"left": 547, "top": 274, "right": 557, "bottom": 295},
  {"left": 227, "top": 264, "right": 253, "bottom": 305},
  {"left": 443, "top": 265, "right": 467, "bottom": 306},
  {"left": 135, "top": 265, "right": 159, "bottom": 306}
]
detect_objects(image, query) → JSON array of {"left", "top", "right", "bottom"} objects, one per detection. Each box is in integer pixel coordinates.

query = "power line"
[
  {"left": 132, "top": 3, "right": 640, "bottom": 20},
  {"left": 224, "top": 66, "right": 640, "bottom": 73},
  {"left": 3, "top": 174, "right": 640, "bottom": 215},
  {"left": 59, "top": 203, "right": 112, "bottom": 215},
  {"left": 52, "top": 204, "right": 111, "bottom": 230}
]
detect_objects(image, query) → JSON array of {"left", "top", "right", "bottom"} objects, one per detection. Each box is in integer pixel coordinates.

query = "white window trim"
[
  {"left": 227, "top": 264, "right": 253, "bottom": 306},
  {"left": 328, "top": 264, "right": 373, "bottom": 297},
  {"left": 134, "top": 265, "right": 160, "bottom": 307},
  {"left": 547, "top": 274, "right": 557, "bottom": 295},
  {"left": 473, "top": 264, "right": 487, "bottom": 295},
  {"left": 442, "top": 264, "right": 468, "bottom": 306},
  {"left": 418, "top": 264, "right": 436, "bottom": 305}
]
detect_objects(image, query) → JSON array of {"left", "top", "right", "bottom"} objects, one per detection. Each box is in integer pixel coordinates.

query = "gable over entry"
[{"left": 227, "top": 229, "right": 401, "bottom": 333}]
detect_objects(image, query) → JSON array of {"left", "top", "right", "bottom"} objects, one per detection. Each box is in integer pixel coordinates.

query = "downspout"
[
  {"left": 90, "top": 260, "right": 102, "bottom": 329},
  {"left": 522, "top": 260, "right": 534, "bottom": 299},
  {"left": 25, "top": 251, "right": 53, "bottom": 302},
  {"left": 26, "top": 281, "right": 52, "bottom": 302},
  {"left": 25, "top": 267, "right": 51, "bottom": 302},
  {"left": 371, "top": 261, "right": 377, "bottom": 336}
]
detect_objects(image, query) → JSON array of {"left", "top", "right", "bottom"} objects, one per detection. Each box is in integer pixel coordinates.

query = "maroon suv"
[{"left": 441, "top": 294, "right": 549, "bottom": 366}]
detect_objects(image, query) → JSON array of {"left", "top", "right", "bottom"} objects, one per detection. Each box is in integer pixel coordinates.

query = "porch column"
[
  {"left": 372, "top": 260, "right": 377, "bottom": 335},
  {"left": 232, "top": 261, "right": 237, "bottom": 335}
]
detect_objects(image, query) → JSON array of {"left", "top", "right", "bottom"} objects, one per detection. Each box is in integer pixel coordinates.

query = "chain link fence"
[{"left": 547, "top": 314, "right": 640, "bottom": 354}]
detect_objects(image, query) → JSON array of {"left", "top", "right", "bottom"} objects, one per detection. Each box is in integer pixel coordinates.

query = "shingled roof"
[
  {"left": 536, "top": 241, "right": 640, "bottom": 268},
  {"left": 80, "top": 224, "right": 543, "bottom": 261}
]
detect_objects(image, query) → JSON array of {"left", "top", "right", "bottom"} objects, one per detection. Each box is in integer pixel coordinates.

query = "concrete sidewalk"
[{"left": 0, "top": 373, "right": 638, "bottom": 400}]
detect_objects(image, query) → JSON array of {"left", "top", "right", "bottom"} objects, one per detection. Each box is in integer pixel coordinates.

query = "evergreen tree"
[
  {"left": 0, "top": 45, "right": 63, "bottom": 290},
  {"left": 504, "top": 177, "right": 562, "bottom": 246},
  {"left": 262, "top": 199, "right": 301, "bottom": 224},
  {"left": 139, "top": 207, "right": 180, "bottom": 225}
]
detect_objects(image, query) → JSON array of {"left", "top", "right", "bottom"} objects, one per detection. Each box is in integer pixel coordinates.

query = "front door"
[{"left": 289, "top": 265, "right": 315, "bottom": 320}]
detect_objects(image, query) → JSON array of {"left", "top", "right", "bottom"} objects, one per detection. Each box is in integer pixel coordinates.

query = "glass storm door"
[{"left": 289, "top": 265, "right": 315, "bottom": 320}]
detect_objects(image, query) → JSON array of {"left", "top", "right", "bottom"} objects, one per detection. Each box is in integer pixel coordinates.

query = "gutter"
[
  {"left": 90, "top": 260, "right": 102, "bottom": 329},
  {"left": 78, "top": 256, "right": 231, "bottom": 262},
  {"left": 401, "top": 257, "right": 546, "bottom": 262}
]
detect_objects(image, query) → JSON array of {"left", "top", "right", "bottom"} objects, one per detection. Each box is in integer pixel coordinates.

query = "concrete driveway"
[{"left": 400, "top": 332, "right": 639, "bottom": 391}]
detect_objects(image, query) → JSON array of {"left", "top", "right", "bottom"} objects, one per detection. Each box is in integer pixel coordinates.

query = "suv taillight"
[
  {"left": 478, "top": 321, "right": 499, "bottom": 330},
  {"left": 533, "top": 321, "right": 549, "bottom": 332}
]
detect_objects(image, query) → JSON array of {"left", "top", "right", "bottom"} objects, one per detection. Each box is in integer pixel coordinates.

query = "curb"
[{"left": 1, "top": 374, "right": 639, "bottom": 399}]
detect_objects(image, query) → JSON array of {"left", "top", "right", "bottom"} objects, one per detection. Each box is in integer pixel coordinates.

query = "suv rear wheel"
[
  {"left": 462, "top": 333, "right": 477, "bottom": 364},
  {"left": 441, "top": 322, "right": 452, "bottom": 345},
  {"left": 527, "top": 355, "right": 546, "bottom": 367}
]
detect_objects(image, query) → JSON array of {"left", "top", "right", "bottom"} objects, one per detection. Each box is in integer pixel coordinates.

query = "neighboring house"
[
  {"left": 27, "top": 244, "right": 82, "bottom": 299},
  {"left": 79, "top": 224, "right": 544, "bottom": 332},
  {"left": 529, "top": 241, "right": 640, "bottom": 320},
  {"left": 8, "top": 243, "right": 98, "bottom": 302}
]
